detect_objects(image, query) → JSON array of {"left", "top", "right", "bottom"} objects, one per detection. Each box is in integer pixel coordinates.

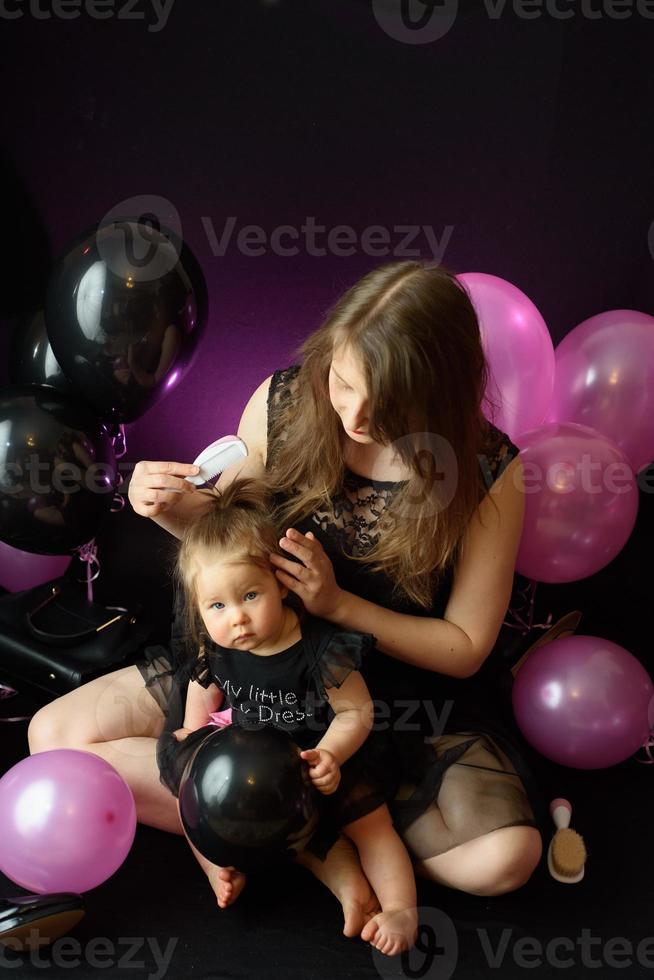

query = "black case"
[{"left": 0, "top": 576, "right": 156, "bottom": 699}]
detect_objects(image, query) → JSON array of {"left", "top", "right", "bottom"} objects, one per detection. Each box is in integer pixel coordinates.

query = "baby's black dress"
[
  {"left": 138, "top": 363, "right": 551, "bottom": 864},
  {"left": 143, "top": 608, "right": 392, "bottom": 855}
]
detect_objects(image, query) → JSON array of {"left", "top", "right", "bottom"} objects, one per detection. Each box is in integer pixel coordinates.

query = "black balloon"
[
  {"left": 0, "top": 386, "right": 117, "bottom": 555},
  {"left": 179, "top": 726, "right": 321, "bottom": 874},
  {"left": 9, "top": 309, "right": 77, "bottom": 399},
  {"left": 45, "top": 219, "right": 208, "bottom": 423}
]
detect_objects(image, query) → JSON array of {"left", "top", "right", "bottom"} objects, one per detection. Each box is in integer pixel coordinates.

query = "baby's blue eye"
[{"left": 210, "top": 591, "right": 257, "bottom": 611}]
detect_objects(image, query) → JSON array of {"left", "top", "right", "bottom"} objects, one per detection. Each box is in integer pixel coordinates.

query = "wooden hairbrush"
[{"left": 547, "top": 798, "right": 587, "bottom": 883}]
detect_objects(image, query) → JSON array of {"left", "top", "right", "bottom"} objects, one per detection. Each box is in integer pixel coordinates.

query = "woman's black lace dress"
[{"left": 137, "top": 364, "right": 550, "bottom": 863}]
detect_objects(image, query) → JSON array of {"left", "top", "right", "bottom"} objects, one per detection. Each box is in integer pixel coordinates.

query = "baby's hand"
[{"left": 300, "top": 748, "right": 341, "bottom": 795}]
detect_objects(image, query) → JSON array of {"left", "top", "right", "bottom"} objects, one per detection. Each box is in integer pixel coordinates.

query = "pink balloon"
[
  {"left": 0, "top": 749, "right": 136, "bottom": 893},
  {"left": 512, "top": 635, "right": 654, "bottom": 768},
  {"left": 515, "top": 422, "right": 638, "bottom": 583},
  {"left": 458, "top": 272, "right": 555, "bottom": 442},
  {"left": 0, "top": 539, "right": 71, "bottom": 592},
  {"left": 548, "top": 309, "right": 654, "bottom": 474}
]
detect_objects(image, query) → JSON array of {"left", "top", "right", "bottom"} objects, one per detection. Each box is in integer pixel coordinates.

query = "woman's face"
[
  {"left": 328, "top": 347, "right": 374, "bottom": 444},
  {"left": 195, "top": 554, "right": 287, "bottom": 652}
]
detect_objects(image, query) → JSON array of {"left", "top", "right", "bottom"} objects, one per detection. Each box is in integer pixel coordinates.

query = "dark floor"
[
  {"left": 1, "top": 489, "right": 653, "bottom": 980},
  {"left": 2, "top": 698, "right": 652, "bottom": 980}
]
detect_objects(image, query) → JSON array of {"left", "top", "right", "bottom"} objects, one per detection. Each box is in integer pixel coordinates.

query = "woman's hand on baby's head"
[
  {"left": 128, "top": 460, "right": 200, "bottom": 517},
  {"left": 269, "top": 529, "right": 345, "bottom": 621},
  {"left": 300, "top": 748, "right": 341, "bottom": 795}
]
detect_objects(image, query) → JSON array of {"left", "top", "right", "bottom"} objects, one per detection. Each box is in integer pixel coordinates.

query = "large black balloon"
[
  {"left": 179, "top": 726, "right": 321, "bottom": 874},
  {"left": 9, "top": 309, "right": 77, "bottom": 399},
  {"left": 45, "top": 220, "right": 208, "bottom": 423},
  {"left": 0, "top": 386, "right": 117, "bottom": 555}
]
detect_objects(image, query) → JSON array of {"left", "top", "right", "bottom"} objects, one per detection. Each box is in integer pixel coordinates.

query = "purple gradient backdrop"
[{"left": 1, "top": 0, "right": 652, "bottom": 468}]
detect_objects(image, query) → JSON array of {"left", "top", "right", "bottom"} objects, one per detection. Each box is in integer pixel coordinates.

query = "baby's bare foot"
[
  {"left": 296, "top": 836, "right": 380, "bottom": 937},
  {"left": 361, "top": 908, "right": 418, "bottom": 956},
  {"left": 206, "top": 865, "right": 247, "bottom": 908}
]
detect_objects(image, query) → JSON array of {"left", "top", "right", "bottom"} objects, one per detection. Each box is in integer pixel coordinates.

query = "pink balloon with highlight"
[
  {"left": 0, "top": 539, "right": 71, "bottom": 592},
  {"left": 548, "top": 309, "right": 654, "bottom": 473},
  {"left": 458, "top": 272, "right": 555, "bottom": 442},
  {"left": 0, "top": 749, "right": 136, "bottom": 894},
  {"left": 512, "top": 635, "right": 654, "bottom": 769},
  {"left": 515, "top": 422, "right": 638, "bottom": 583}
]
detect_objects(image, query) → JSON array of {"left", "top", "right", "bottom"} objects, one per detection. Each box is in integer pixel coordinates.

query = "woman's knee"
[
  {"left": 471, "top": 826, "right": 543, "bottom": 896},
  {"left": 28, "top": 701, "right": 69, "bottom": 753},
  {"left": 418, "top": 825, "right": 543, "bottom": 897},
  {"left": 28, "top": 665, "right": 164, "bottom": 753}
]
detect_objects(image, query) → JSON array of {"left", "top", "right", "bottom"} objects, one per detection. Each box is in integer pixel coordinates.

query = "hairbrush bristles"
[{"left": 550, "top": 828, "right": 587, "bottom": 878}]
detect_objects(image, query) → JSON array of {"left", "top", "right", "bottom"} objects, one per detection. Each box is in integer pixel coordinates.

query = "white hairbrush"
[{"left": 185, "top": 436, "right": 248, "bottom": 486}]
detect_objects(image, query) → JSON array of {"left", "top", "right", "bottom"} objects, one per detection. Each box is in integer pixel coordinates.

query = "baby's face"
[{"left": 195, "top": 554, "right": 287, "bottom": 651}]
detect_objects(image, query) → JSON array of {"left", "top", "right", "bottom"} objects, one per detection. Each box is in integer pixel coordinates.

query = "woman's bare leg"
[
  {"left": 416, "top": 825, "right": 543, "bottom": 896},
  {"left": 27, "top": 665, "right": 183, "bottom": 835},
  {"left": 402, "top": 734, "right": 544, "bottom": 895},
  {"left": 295, "top": 835, "right": 382, "bottom": 938}
]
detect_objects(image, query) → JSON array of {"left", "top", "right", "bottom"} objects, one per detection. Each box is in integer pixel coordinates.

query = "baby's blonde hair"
[{"left": 175, "top": 476, "right": 284, "bottom": 651}]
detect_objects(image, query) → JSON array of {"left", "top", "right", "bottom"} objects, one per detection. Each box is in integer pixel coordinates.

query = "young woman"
[{"left": 28, "top": 260, "right": 546, "bottom": 938}]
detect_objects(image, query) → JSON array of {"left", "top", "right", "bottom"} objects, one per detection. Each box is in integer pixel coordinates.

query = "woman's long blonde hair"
[{"left": 263, "top": 260, "right": 501, "bottom": 610}]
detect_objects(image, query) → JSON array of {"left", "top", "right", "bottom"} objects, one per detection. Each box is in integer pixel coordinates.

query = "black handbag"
[{"left": 0, "top": 576, "right": 155, "bottom": 699}]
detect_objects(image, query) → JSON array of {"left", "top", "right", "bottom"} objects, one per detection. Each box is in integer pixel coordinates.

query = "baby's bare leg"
[
  {"left": 344, "top": 805, "right": 418, "bottom": 957},
  {"left": 175, "top": 801, "right": 246, "bottom": 909}
]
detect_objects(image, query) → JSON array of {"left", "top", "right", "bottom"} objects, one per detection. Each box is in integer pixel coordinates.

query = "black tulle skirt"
[{"left": 136, "top": 640, "right": 550, "bottom": 864}]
